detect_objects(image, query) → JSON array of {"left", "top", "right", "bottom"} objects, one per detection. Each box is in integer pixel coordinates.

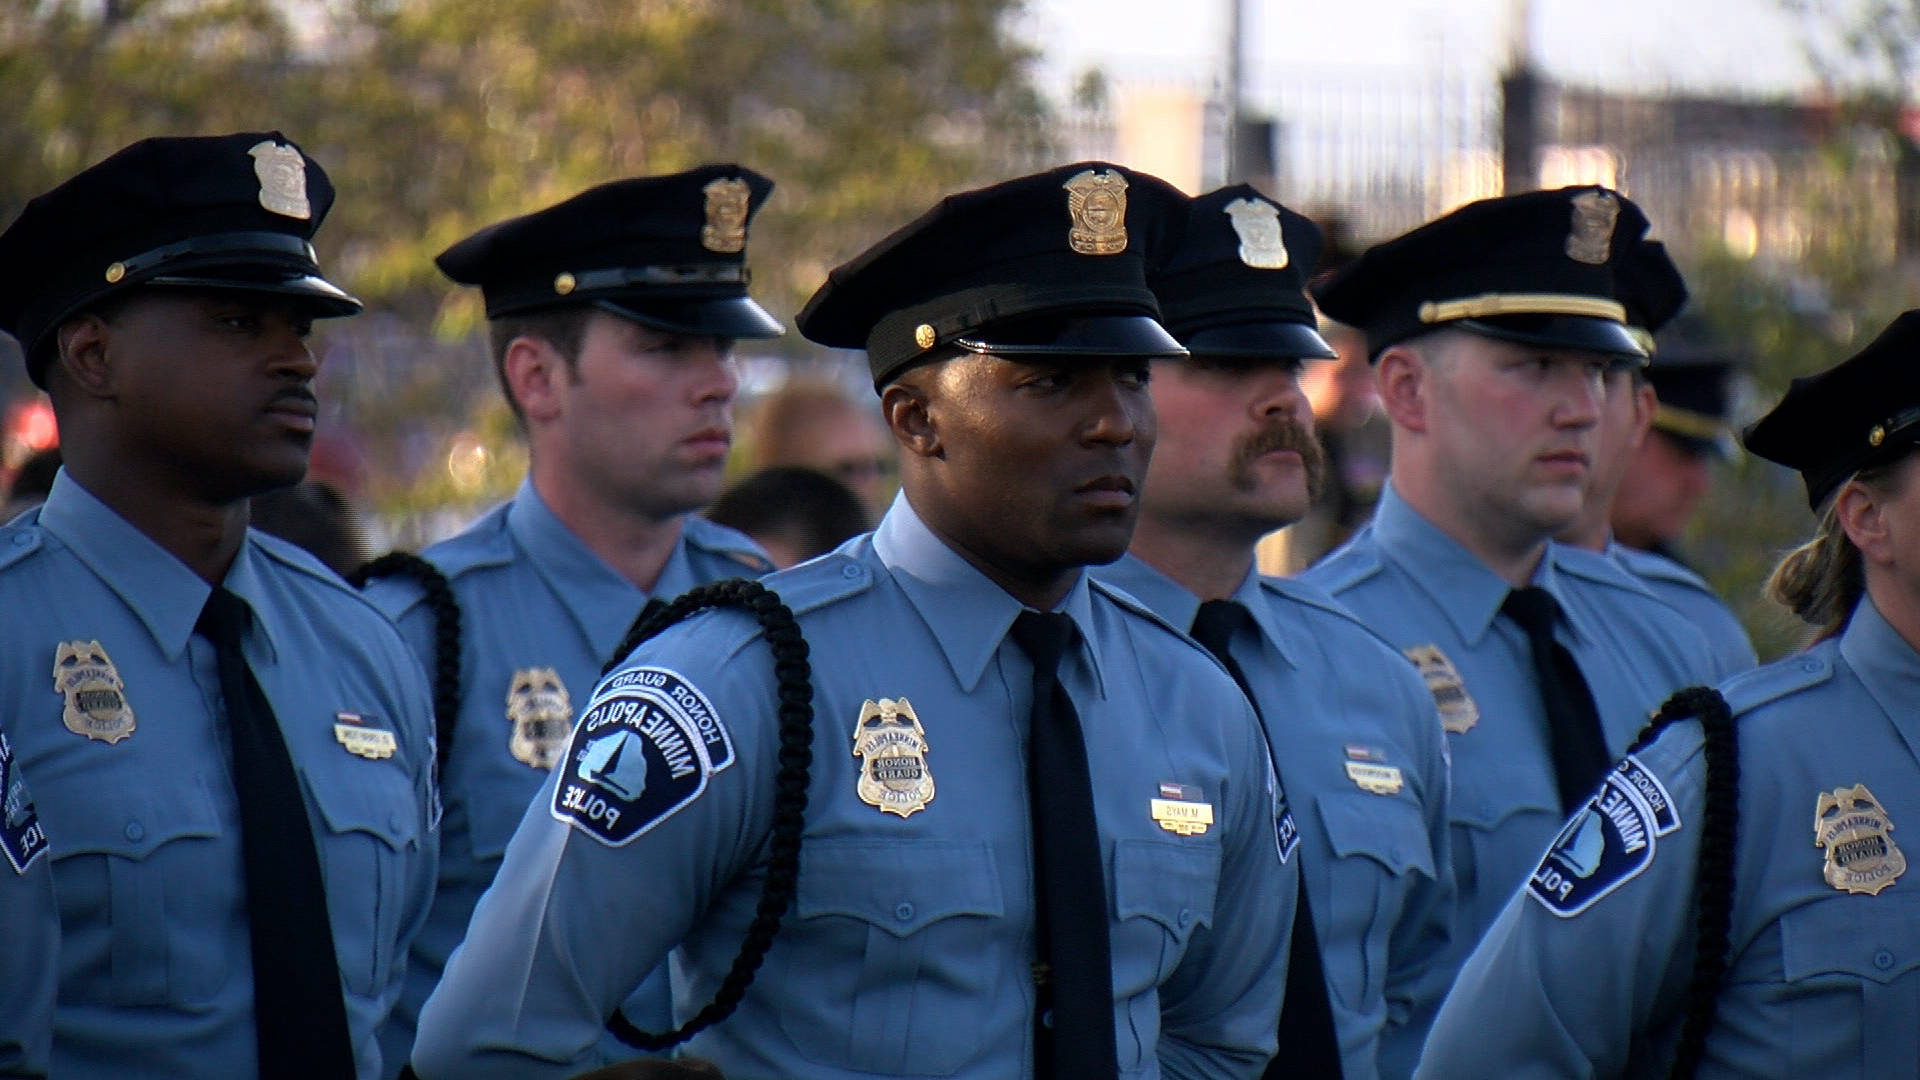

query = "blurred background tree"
[{"left": 0, "top": 0, "right": 1050, "bottom": 541}]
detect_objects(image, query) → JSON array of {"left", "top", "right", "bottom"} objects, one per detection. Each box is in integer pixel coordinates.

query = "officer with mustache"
[
  {"left": 410, "top": 162, "right": 1296, "bottom": 1079},
  {"left": 1097, "top": 185, "right": 1454, "bottom": 1078}
]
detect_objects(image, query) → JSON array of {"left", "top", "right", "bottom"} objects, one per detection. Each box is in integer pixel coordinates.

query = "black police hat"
[
  {"left": 436, "top": 164, "right": 783, "bottom": 339},
  {"left": 1149, "top": 184, "right": 1336, "bottom": 361},
  {"left": 1616, "top": 239, "right": 1688, "bottom": 350},
  {"left": 1646, "top": 314, "right": 1743, "bottom": 458},
  {"left": 0, "top": 131, "right": 361, "bottom": 388},
  {"left": 1746, "top": 310, "right": 1920, "bottom": 510},
  {"left": 1311, "top": 186, "right": 1653, "bottom": 362},
  {"left": 795, "top": 162, "right": 1189, "bottom": 388}
]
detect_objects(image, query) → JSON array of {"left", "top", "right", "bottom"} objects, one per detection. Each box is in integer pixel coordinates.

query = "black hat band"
[
  {"left": 107, "top": 230, "right": 320, "bottom": 283},
  {"left": 1418, "top": 292, "right": 1626, "bottom": 325},
  {"left": 565, "top": 263, "right": 748, "bottom": 292},
  {"left": 485, "top": 262, "right": 751, "bottom": 317}
]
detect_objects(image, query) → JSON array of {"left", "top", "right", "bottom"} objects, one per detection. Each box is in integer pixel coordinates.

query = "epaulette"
[
  {"left": 415, "top": 504, "right": 517, "bottom": 580},
  {"left": 684, "top": 515, "right": 776, "bottom": 575},
  {"left": 1717, "top": 651, "right": 1833, "bottom": 716},
  {"left": 1614, "top": 544, "right": 1717, "bottom": 598},
  {"left": 1089, "top": 576, "right": 1194, "bottom": 644},
  {"left": 1298, "top": 541, "right": 1384, "bottom": 594},
  {"left": 251, "top": 531, "right": 404, "bottom": 623},
  {"left": 1257, "top": 574, "right": 1408, "bottom": 654},
  {"left": 1553, "top": 542, "right": 1659, "bottom": 596},
  {"left": 0, "top": 522, "right": 45, "bottom": 573},
  {"left": 764, "top": 552, "right": 875, "bottom": 618}
]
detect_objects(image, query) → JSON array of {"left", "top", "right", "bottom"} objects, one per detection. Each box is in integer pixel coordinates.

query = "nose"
[
  {"left": 1553, "top": 366, "right": 1604, "bottom": 428},
  {"left": 1252, "top": 366, "right": 1310, "bottom": 424},
  {"left": 1081, "top": 366, "right": 1145, "bottom": 448},
  {"left": 688, "top": 338, "right": 740, "bottom": 406},
  {"left": 267, "top": 318, "right": 317, "bottom": 380}
]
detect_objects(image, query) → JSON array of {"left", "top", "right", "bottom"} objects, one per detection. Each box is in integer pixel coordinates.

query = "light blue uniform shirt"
[
  {"left": 1300, "top": 483, "right": 1723, "bottom": 981},
  {"left": 0, "top": 472, "right": 438, "bottom": 1079},
  {"left": 362, "top": 478, "right": 771, "bottom": 1071},
  {"left": 1608, "top": 541, "right": 1758, "bottom": 680},
  {"left": 412, "top": 494, "right": 1294, "bottom": 1079},
  {"left": 1420, "top": 595, "right": 1920, "bottom": 1078},
  {"left": 1095, "top": 556, "right": 1456, "bottom": 1079},
  {"left": 1, "top": 722, "right": 56, "bottom": 1079}
]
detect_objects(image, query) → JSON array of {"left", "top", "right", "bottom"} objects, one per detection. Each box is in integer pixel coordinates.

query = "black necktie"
[
  {"left": 1500, "top": 586, "right": 1612, "bottom": 814},
  {"left": 195, "top": 588, "right": 355, "bottom": 1077},
  {"left": 1188, "top": 600, "right": 1344, "bottom": 1080},
  {"left": 1008, "top": 611, "right": 1118, "bottom": 1079}
]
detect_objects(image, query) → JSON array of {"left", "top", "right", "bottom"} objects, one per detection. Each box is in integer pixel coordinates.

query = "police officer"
[
  {"left": 1555, "top": 240, "right": 1756, "bottom": 680},
  {"left": 361, "top": 167, "right": 778, "bottom": 1069},
  {"left": 0, "top": 133, "right": 438, "bottom": 1078},
  {"left": 411, "top": 162, "right": 1295, "bottom": 1078},
  {"left": 2, "top": 722, "right": 56, "bottom": 1079},
  {"left": 1419, "top": 309, "right": 1920, "bottom": 1078},
  {"left": 1299, "top": 187, "right": 1723, "bottom": 981},
  {"left": 1095, "top": 185, "right": 1453, "bottom": 1079},
  {"left": 1611, "top": 316, "right": 1745, "bottom": 564}
]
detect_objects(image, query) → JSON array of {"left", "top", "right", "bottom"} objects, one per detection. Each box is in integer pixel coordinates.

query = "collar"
[
  {"left": 36, "top": 470, "right": 278, "bottom": 664},
  {"left": 871, "top": 491, "right": 1108, "bottom": 698},
  {"left": 1369, "top": 482, "right": 1518, "bottom": 646},
  {"left": 1841, "top": 595, "right": 1920, "bottom": 750},
  {"left": 1097, "top": 553, "right": 1300, "bottom": 669},
  {"left": 507, "top": 478, "right": 655, "bottom": 653}
]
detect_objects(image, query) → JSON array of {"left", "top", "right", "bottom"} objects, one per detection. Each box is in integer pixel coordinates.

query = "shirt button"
[
  {"left": 389, "top": 812, "right": 405, "bottom": 834},
  {"left": 11, "top": 533, "right": 30, "bottom": 547},
  {"left": 1178, "top": 908, "right": 1194, "bottom": 928},
  {"left": 894, "top": 901, "right": 916, "bottom": 922},
  {"left": 123, "top": 820, "right": 145, "bottom": 842},
  {"left": 1874, "top": 948, "right": 1896, "bottom": 970},
  {"left": 842, "top": 564, "right": 863, "bottom": 580},
  {"left": 1803, "top": 659, "right": 1822, "bottom": 673}
]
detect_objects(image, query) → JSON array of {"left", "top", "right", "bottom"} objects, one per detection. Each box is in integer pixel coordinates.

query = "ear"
[
  {"left": 1628, "top": 381, "right": 1658, "bottom": 449},
  {"left": 503, "top": 335, "right": 566, "bottom": 424},
  {"left": 1837, "top": 479, "right": 1894, "bottom": 567},
  {"left": 881, "top": 376, "right": 941, "bottom": 460},
  {"left": 51, "top": 314, "right": 118, "bottom": 399},
  {"left": 1375, "top": 344, "right": 1427, "bottom": 433}
]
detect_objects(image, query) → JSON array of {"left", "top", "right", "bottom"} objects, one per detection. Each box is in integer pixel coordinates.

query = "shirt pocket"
[
  {"left": 1112, "top": 837, "right": 1221, "bottom": 1071},
  {"left": 1779, "top": 894, "right": 1920, "bottom": 1076},
  {"left": 779, "top": 837, "right": 1006, "bottom": 1075},
  {"left": 306, "top": 766, "right": 419, "bottom": 999},
  {"left": 1317, "top": 791, "right": 1437, "bottom": 1009},
  {"left": 44, "top": 781, "right": 227, "bottom": 1006},
  {"left": 1448, "top": 772, "right": 1557, "bottom": 907}
]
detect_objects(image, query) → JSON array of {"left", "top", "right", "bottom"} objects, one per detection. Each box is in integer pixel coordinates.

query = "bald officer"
[{"left": 412, "top": 162, "right": 1295, "bottom": 1078}]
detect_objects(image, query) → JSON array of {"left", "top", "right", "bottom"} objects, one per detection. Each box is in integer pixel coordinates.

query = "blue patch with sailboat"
[
  {"left": 1527, "top": 767, "right": 1663, "bottom": 918},
  {"left": 550, "top": 666, "right": 734, "bottom": 846}
]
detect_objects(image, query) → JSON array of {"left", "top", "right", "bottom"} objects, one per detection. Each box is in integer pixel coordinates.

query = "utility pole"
[
  {"left": 1500, "top": 0, "right": 1541, "bottom": 194},
  {"left": 1224, "top": 0, "right": 1244, "bottom": 183}
]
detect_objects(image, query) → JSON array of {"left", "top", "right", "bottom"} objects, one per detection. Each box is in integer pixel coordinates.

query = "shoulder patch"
[
  {"left": 1527, "top": 768, "right": 1663, "bottom": 917},
  {"left": 1719, "top": 651, "right": 1833, "bottom": 716},
  {"left": 0, "top": 524, "right": 45, "bottom": 574},
  {"left": 0, "top": 730, "right": 50, "bottom": 874},
  {"left": 550, "top": 666, "right": 734, "bottom": 846}
]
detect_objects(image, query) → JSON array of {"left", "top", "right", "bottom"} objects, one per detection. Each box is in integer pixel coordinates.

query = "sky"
[{"left": 1017, "top": 0, "right": 1833, "bottom": 101}]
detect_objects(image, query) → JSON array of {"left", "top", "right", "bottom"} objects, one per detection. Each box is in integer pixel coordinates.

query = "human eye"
[{"left": 1116, "top": 361, "right": 1151, "bottom": 389}]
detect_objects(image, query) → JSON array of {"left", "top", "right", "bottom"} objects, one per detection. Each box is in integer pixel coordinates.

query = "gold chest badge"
[
  {"left": 701, "top": 177, "right": 751, "bottom": 253},
  {"left": 52, "top": 640, "right": 135, "bottom": 743},
  {"left": 506, "top": 667, "right": 574, "bottom": 770},
  {"left": 1403, "top": 644, "right": 1480, "bottom": 734},
  {"left": 1063, "top": 169, "right": 1129, "bottom": 255},
  {"left": 248, "top": 140, "right": 312, "bottom": 220},
  {"left": 1223, "top": 196, "right": 1289, "bottom": 269},
  {"left": 1815, "top": 783, "right": 1906, "bottom": 895},
  {"left": 853, "top": 697, "right": 934, "bottom": 817},
  {"left": 1565, "top": 189, "right": 1619, "bottom": 265}
]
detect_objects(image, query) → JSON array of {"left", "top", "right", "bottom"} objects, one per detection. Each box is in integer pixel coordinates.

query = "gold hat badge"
[
  {"left": 853, "top": 697, "right": 935, "bottom": 817},
  {"left": 1565, "top": 189, "right": 1619, "bottom": 266},
  {"left": 701, "top": 177, "right": 751, "bottom": 254},
  {"left": 1815, "top": 783, "right": 1906, "bottom": 895},
  {"left": 1223, "top": 197, "right": 1289, "bottom": 269},
  {"left": 1063, "top": 169, "right": 1129, "bottom": 255},
  {"left": 248, "top": 140, "right": 311, "bottom": 221}
]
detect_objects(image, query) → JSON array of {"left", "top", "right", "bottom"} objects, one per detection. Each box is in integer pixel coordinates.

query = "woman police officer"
[{"left": 1417, "top": 310, "right": 1920, "bottom": 1078}]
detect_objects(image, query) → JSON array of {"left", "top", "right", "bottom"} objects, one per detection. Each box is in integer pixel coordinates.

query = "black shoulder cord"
[
  {"left": 348, "top": 552, "right": 462, "bottom": 774},
  {"left": 1626, "top": 685, "right": 1740, "bottom": 1080},
  {"left": 601, "top": 578, "right": 815, "bottom": 1052}
]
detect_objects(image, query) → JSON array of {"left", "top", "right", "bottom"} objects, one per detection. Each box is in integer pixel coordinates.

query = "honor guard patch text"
[
  {"left": 550, "top": 667, "right": 733, "bottom": 846},
  {"left": 1528, "top": 768, "right": 1661, "bottom": 917},
  {"left": 0, "top": 730, "right": 49, "bottom": 874}
]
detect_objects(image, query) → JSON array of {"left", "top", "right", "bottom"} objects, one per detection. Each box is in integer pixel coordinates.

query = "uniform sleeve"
[
  {"left": 1415, "top": 735, "right": 1705, "bottom": 1080},
  {"left": 1157, "top": 696, "right": 1291, "bottom": 1079},
  {"left": 1380, "top": 680, "right": 1459, "bottom": 1065},
  {"left": 410, "top": 631, "right": 775, "bottom": 1079},
  {"left": 0, "top": 735, "right": 56, "bottom": 1080},
  {"left": 388, "top": 631, "right": 442, "bottom": 968}
]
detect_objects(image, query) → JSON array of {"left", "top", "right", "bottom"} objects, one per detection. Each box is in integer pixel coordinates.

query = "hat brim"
[
  {"left": 1180, "top": 320, "right": 1338, "bottom": 361},
  {"left": 1653, "top": 427, "right": 1737, "bottom": 462},
  {"left": 148, "top": 270, "right": 362, "bottom": 318},
  {"left": 595, "top": 295, "right": 784, "bottom": 339},
  {"left": 1456, "top": 315, "right": 1647, "bottom": 361},
  {"left": 954, "top": 314, "right": 1186, "bottom": 360}
]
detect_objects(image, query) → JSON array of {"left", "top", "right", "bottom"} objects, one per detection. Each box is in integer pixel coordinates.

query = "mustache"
[{"left": 1234, "top": 417, "right": 1323, "bottom": 468}]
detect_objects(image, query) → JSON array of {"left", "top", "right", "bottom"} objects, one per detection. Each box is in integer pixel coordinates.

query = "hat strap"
[
  {"left": 111, "top": 231, "right": 317, "bottom": 281},
  {"left": 569, "top": 264, "right": 748, "bottom": 291}
]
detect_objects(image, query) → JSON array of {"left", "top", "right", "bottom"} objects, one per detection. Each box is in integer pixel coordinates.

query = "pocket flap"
[
  {"left": 797, "top": 838, "right": 1004, "bottom": 938},
  {"left": 1782, "top": 894, "right": 1920, "bottom": 985},
  {"left": 1317, "top": 790, "right": 1437, "bottom": 878},
  {"left": 1113, "top": 837, "right": 1218, "bottom": 935}
]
